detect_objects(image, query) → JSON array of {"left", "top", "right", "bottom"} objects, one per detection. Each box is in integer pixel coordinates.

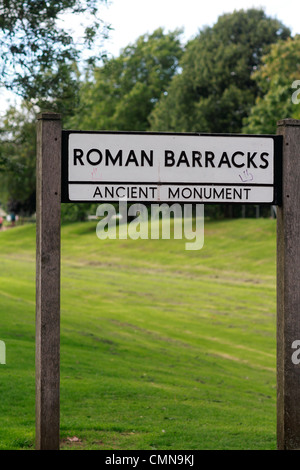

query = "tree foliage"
[
  {"left": 0, "top": 8, "right": 295, "bottom": 219},
  {"left": 243, "top": 35, "right": 300, "bottom": 134},
  {"left": 150, "top": 9, "right": 290, "bottom": 133},
  {"left": 0, "top": 0, "right": 110, "bottom": 214},
  {"left": 0, "top": 0, "right": 109, "bottom": 110},
  {"left": 68, "top": 28, "right": 183, "bottom": 131},
  {"left": 0, "top": 103, "right": 36, "bottom": 214}
]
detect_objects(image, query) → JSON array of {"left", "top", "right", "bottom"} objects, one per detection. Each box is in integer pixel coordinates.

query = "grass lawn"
[{"left": 0, "top": 217, "right": 277, "bottom": 450}]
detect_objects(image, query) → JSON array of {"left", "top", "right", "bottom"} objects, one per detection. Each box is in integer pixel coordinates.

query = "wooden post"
[
  {"left": 277, "top": 118, "right": 300, "bottom": 450},
  {"left": 36, "top": 113, "right": 62, "bottom": 450}
]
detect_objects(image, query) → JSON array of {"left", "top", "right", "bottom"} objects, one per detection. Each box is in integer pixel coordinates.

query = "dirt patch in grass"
[{"left": 60, "top": 436, "right": 85, "bottom": 449}]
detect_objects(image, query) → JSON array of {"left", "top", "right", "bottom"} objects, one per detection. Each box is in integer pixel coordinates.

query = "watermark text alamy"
[{"left": 96, "top": 200, "right": 204, "bottom": 251}]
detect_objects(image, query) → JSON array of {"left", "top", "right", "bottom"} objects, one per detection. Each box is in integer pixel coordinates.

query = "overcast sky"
[{"left": 101, "top": 0, "right": 299, "bottom": 57}]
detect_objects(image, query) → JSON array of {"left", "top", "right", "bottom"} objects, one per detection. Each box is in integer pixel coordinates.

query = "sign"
[
  {"left": 37, "top": 114, "right": 300, "bottom": 450},
  {"left": 61, "top": 131, "right": 282, "bottom": 204}
]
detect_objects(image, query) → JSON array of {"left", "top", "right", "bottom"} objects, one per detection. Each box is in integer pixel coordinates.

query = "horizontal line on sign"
[
  {"left": 64, "top": 200, "right": 275, "bottom": 205},
  {"left": 62, "top": 129, "right": 280, "bottom": 138},
  {"left": 67, "top": 181, "right": 274, "bottom": 187}
]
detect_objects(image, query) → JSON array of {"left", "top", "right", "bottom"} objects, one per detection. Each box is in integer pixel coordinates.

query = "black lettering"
[
  {"left": 259, "top": 152, "right": 269, "bottom": 169},
  {"left": 177, "top": 151, "right": 190, "bottom": 167},
  {"left": 116, "top": 186, "right": 126, "bottom": 198},
  {"left": 149, "top": 187, "right": 157, "bottom": 198},
  {"left": 139, "top": 186, "right": 148, "bottom": 198},
  {"left": 168, "top": 187, "right": 180, "bottom": 198},
  {"left": 193, "top": 187, "right": 202, "bottom": 198},
  {"left": 131, "top": 187, "right": 137, "bottom": 197},
  {"left": 231, "top": 151, "right": 245, "bottom": 168},
  {"left": 93, "top": 186, "right": 102, "bottom": 198},
  {"left": 141, "top": 150, "right": 153, "bottom": 167},
  {"left": 125, "top": 150, "right": 139, "bottom": 166},
  {"left": 165, "top": 150, "right": 175, "bottom": 167},
  {"left": 192, "top": 151, "right": 202, "bottom": 167},
  {"left": 233, "top": 188, "right": 243, "bottom": 199},
  {"left": 182, "top": 187, "right": 192, "bottom": 198},
  {"left": 87, "top": 149, "right": 102, "bottom": 166},
  {"left": 218, "top": 152, "right": 231, "bottom": 168},
  {"left": 244, "top": 188, "right": 251, "bottom": 200},
  {"left": 204, "top": 188, "right": 212, "bottom": 198},
  {"left": 247, "top": 152, "right": 258, "bottom": 168},
  {"left": 105, "top": 149, "right": 122, "bottom": 166},
  {"left": 74, "top": 148, "right": 84, "bottom": 165},
  {"left": 213, "top": 187, "right": 225, "bottom": 199},
  {"left": 225, "top": 187, "right": 232, "bottom": 199},
  {"left": 205, "top": 151, "right": 215, "bottom": 167},
  {"left": 104, "top": 186, "right": 114, "bottom": 198}
]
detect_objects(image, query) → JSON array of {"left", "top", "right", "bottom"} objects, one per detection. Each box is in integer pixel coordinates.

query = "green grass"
[{"left": 0, "top": 217, "right": 277, "bottom": 450}]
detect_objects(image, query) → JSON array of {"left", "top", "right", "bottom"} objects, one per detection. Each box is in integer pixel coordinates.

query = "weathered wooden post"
[
  {"left": 277, "top": 118, "right": 300, "bottom": 450},
  {"left": 36, "top": 112, "right": 62, "bottom": 450}
]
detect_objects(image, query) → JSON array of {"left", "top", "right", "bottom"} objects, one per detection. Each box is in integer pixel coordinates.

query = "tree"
[
  {"left": 0, "top": 1, "right": 111, "bottom": 214},
  {"left": 149, "top": 9, "right": 290, "bottom": 133},
  {"left": 0, "top": 0, "right": 110, "bottom": 110},
  {"left": 68, "top": 28, "right": 183, "bottom": 131},
  {"left": 243, "top": 35, "right": 300, "bottom": 134},
  {"left": 0, "top": 28, "right": 183, "bottom": 216},
  {"left": 0, "top": 102, "right": 37, "bottom": 214}
]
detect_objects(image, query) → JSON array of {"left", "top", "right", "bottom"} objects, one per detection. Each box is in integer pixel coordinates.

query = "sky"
[{"left": 100, "top": 0, "right": 299, "bottom": 58}]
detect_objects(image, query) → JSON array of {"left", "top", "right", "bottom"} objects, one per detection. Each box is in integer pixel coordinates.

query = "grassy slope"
[{"left": 0, "top": 218, "right": 277, "bottom": 450}]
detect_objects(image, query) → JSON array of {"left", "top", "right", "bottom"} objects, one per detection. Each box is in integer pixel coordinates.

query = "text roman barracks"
[{"left": 72, "top": 147, "right": 270, "bottom": 169}]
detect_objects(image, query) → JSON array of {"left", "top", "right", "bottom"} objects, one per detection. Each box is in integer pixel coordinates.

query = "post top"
[
  {"left": 277, "top": 118, "right": 300, "bottom": 127},
  {"left": 37, "top": 112, "right": 61, "bottom": 121}
]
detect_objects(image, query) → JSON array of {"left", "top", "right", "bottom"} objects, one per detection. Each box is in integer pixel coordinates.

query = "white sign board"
[{"left": 62, "top": 131, "right": 282, "bottom": 204}]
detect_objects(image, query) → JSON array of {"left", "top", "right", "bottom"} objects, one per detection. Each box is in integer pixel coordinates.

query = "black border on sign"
[{"left": 61, "top": 130, "right": 283, "bottom": 205}]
